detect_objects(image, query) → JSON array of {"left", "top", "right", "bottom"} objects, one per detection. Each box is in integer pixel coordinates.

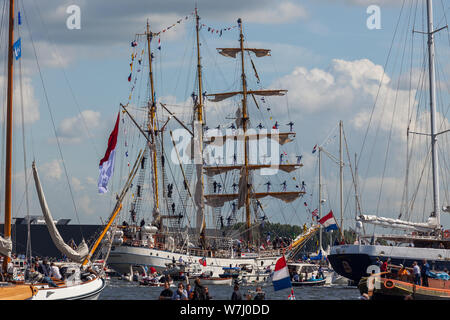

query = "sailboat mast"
[
  {"left": 426, "top": 0, "right": 441, "bottom": 226},
  {"left": 238, "top": 18, "right": 252, "bottom": 244},
  {"left": 146, "top": 21, "right": 160, "bottom": 214},
  {"left": 339, "top": 120, "right": 344, "bottom": 240},
  {"left": 318, "top": 148, "right": 323, "bottom": 250},
  {"left": 195, "top": 7, "right": 206, "bottom": 239},
  {"left": 3, "top": 0, "right": 15, "bottom": 271}
]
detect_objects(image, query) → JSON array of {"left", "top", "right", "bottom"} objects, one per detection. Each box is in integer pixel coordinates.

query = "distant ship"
[{"left": 1, "top": 216, "right": 102, "bottom": 260}]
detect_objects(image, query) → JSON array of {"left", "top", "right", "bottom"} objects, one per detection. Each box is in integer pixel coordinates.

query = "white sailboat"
[
  {"left": 328, "top": 0, "right": 450, "bottom": 284},
  {"left": 0, "top": 0, "right": 139, "bottom": 299}
]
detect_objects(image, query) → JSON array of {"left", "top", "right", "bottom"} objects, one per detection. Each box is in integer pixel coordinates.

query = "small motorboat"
[{"left": 288, "top": 262, "right": 326, "bottom": 287}]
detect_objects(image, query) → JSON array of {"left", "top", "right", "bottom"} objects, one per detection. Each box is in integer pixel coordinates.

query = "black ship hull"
[{"left": 0, "top": 224, "right": 102, "bottom": 259}]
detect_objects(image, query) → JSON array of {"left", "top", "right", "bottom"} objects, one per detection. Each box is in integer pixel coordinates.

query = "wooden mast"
[
  {"left": 238, "top": 18, "right": 252, "bottom": 244},
  {"left": 145, "top": 21, "right": 160, "bottom": 224},
  {"left": 3, "top": 0, "right": 15, "bottom": 272},
  {"left": 195, "top": 7, "right": 206, "bottom": 243}
]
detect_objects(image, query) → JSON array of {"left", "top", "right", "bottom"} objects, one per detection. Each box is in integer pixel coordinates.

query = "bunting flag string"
[
  {"left": 201, "top": 23, "right": 238, "bottom": 37},
  {"left": 151, "top": 12, "right": 195, "bottom": 37}
]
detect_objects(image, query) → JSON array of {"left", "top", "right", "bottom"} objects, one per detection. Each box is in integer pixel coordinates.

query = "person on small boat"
[
  {"left": 204, "top": 286, "right": 212, "bottom": 300},
  {"left": 231, "top": 283, "right": 242, "bottom": 300},
  {"left": 254, "top": 287, "right": 265, "bottom": 300},
  {"left": 317, "top": 266, "right": 324, "bottom": 280},
  {"left": 38, "top": 259, "right": 58, "bottom": 287},
  {"left": 397, "top": 264, "right": 410, "bottom": 282},
  {"left": 293, "top": 273, "right": 300, "bottom": 282},
  {"left": 191, "top": 278, "right": 207, "bottom": 300},
  {"left": 186, "top": 284, "right": 193, "bottom": 299},
  {"left": 172, "top": 282, "right": 188, "bottom": 300},
  {"left": 159, "top": 281, "right": 173, "bottom": 300},
  {"left": 50, "top": 262, "right": 62, "bottom": 280},
  {"left": 412, "top": 261, "right": 421, "bottom": 285},
  {"left": 421, "top": 259, "right": 430, "bottom": 287}
]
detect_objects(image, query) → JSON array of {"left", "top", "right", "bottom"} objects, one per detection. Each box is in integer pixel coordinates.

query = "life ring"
[
  {"left": 443, "top": 230, "right": 450, "bottom": 239},
  {"left": 384, "top": 279, "right": 394, "bottom": 289}
]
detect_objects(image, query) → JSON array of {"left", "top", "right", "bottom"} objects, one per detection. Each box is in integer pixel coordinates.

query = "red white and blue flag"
[
  {"left": 318, "top": 210, "right": 338, "bottom": 232},
  {"left": 98, "top": 112, "right": 120, "bottom": 194},
  {"left": 312, "top": 144, "right": 318, "bottom": 154},
  {"left": 272, "top": 255, "right": 291, "bottom": 291}
]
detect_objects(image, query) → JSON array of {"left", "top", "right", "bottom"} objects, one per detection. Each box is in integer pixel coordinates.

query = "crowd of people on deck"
[
  {"left": 0, "top": 254, "right": 100, "bottom": 287},
  {"left": 375, "top": 257, "right": 450, "bottom": 287}
]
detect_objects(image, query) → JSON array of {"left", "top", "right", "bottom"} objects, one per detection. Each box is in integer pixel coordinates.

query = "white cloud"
[
  {"left": 40, "top": 159, "right": 63, "bottom": 180},
  {"left": 86, "top": 176, "right": 96, "bottom": 186},
  {"left": 71, "top": 176, "right": 84, "bottom": 191},
  {"left": 318, "top": 0, "right": 403, "bottom": 6},
  {"left": 0, "top": 76, "right": 40, "bottom": 125},
  {"left": 272, "top": 58, "right": 387, "bottom": 114},
  {"left": 240, "top": 2, "right": 308, "bottom": 24},
  {"left": 56, "top": 109, "right": 101, "bottom": 144},
  {"left": 78, "top": 195, "right": 94, "bottom": 215}
]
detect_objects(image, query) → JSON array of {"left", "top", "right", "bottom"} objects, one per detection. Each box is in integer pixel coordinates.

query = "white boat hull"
[
  {"left": 32, "top": 277, "right": 106, "bottom": 300},
  {"left": 189, "top": 277, "right": 233, "bottom": 286},
  {"left": 108, "top": 245, "right": 279, "bottom": 280}
]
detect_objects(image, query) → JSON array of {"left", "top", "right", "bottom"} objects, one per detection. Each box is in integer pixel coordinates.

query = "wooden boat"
[
  {"left": 358, "top": 272, "right": 450, "bottom": 300},
  {"left": 0, "top": 283, "right": 37, "bottom": 300}
]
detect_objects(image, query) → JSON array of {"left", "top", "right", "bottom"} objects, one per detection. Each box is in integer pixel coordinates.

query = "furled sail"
[
  {"left": 32, "top": 162, "right": 89, "bottom": 263},
  {"left": 0, "top": 236, "right": 12, "bottom": 257},
  {"left": 206, "top": 89, "right": 287, "bottom": 102},
  {"left": 217, "top": 48, "right": 271, "bottom": 58},
  {"left": 204, "top": 132, "right": 295, "bottom": 146},
  {"left": 204, "top": 164, "right": 302, "bottom": 176},
  {"left": 205, "top": 191, "right": 303, "bottom": 208},
  {"left": 195, "top": 163, "right": 205, "bottom": 235},
  {"left": 237, "top": 167, "right": 247, "bottom": 209},
  {"left": 357, "top": 215, "right": 438, "bottom": 232}
]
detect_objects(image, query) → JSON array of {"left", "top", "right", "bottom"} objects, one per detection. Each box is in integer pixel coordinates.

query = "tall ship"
[
  {"left": 107, "top": 9, "right": 312, "bottom": 277},
  {"left": 328, "top": 0, "right": 450, "bottom": 283}
]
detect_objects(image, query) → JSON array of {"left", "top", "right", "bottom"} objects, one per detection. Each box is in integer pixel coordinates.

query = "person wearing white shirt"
[
  {"left": 50, "top": 262, "right": 62, "bottom": 280},
  {"left": 412, "top": 261, "right": 421, "bottom": 285}
]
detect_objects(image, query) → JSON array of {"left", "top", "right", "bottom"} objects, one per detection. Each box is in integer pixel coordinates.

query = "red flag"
[{"left": 199, "top": 257, "right": 207, "bottom": 267}]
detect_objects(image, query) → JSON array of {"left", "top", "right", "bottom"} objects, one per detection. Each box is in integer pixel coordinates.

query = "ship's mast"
[
  {"left": 339, "top": 120, "right": 344, "bottom": 240},
  {"left": 426, "top": 0, "right": 441, "bottom": 226},
  {"left": 318, "top": 147, "right": 323, "bottom": 251},
  {"left": 145, "top": 21, "right": 161, "bottom": 225},
  {"left": 238, "top": 18, "right": 252, "bottom": 244},
  {"left": 3, "top": 0, "right": 15, "bottom": 272},
  {"left": 195, "top": 7, "right": 206, "bottom": 242}
]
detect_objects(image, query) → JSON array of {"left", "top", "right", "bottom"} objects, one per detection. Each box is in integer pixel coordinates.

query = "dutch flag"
[
  {"left": 98, "top": 112, "right": 120, "bottom": 193},
  {"left": 272, "top": 255, "right": 291, "bottom": 292},
  {"left": 318, "top": 210, "right": 338, "bottom": 232}
]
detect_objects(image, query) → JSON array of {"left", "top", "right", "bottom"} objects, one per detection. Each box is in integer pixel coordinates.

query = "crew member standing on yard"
[{"left": 421, "top": 259, "right": 430, "bottom": 287}]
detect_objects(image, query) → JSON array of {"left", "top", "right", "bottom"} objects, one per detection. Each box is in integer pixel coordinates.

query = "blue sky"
[{"left": 1, "top": 0, "right": 450, "bottom": 233}]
